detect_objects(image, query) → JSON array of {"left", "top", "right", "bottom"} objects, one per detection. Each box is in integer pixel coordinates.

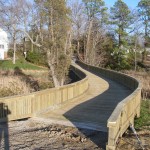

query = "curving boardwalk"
[{"left": 38, "top": 64, "right": 132, "bottom": 132}]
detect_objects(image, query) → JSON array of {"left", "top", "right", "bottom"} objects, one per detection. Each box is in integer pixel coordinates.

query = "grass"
[
  {"left": 0, "top": 59, "right": 44, "bottom": 70},
  {"left": 135, "top": 100, "right": 150, "bottom": 129}
]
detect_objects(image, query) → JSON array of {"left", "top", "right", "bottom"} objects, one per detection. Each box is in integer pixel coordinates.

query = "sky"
[
  {"left": 104, "top": 0, "right": 141, "bottom": 9},
  {"left": 69, "top": 0, "right": 141, "bottom": 9}
]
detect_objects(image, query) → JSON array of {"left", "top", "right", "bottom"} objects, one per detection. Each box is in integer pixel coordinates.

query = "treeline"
[
  {"left": 71, "top": 0, "right": 150, "bottom": 70},
  {"left": 0, "top": 0, "right": 149, "bottom": 87}
]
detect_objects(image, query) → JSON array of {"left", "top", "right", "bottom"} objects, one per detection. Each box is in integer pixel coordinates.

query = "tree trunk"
[
  {"left": 92, "top": 39, "right": 96, "bottom": 66},
  {"left": 142, "top": 49, "right": 146, "bottom": 63},
  {"left": 50, "top": 8, "right": 54, "bottom": 43},
  {"left": 31, "top": 33, "right": 34, "bottom": 52},
  {"left": 48, "top": 62, "right": 60, "bottom": 87},
  {"left": 13, "top": 38, "right": 16, "bottom": 64},
  {"left": 64, "top": 30, "right": 72, "bottom": 55},
  {"left": 64, "top": 32, "right": 69, "bottom": 55},
  {"left": 77, "top": 29, "right": 80, "bottom": 55},
  {"left": 119, "top": 32, "right": 121, "bottom": 48},
  {"left": 142, "top": 22, "right": 148, "bottom": 63},
  {"left": 84, "top": 36, "right": 86, "bottom": 61},
  {"left": 68, "top": 30, "right": 72, "bottom": 56},
  {"left": 134, "top": 38, "right": 137, "bottom": 71},
  {"left": 86, "top": 20, "right": 93, "bottom": 63},
  {"left": 61, "top": 78, "right": 65, "bottom": 86},
  {"left": 77, "top": 40, "right": 80, "bottom": 55}
]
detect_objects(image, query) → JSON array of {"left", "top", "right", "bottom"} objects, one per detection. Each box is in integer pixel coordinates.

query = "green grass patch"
[
  {"left": 135, "top": 100, "right": 150, "bottom": 129},
  {"left": 0, "top": 59, "right": 45, "bottom": 70}
]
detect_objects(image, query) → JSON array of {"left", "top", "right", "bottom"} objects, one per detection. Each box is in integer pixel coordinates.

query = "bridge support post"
[
  {"left": 106, "top": 145, "right": 116, "bottom": 150},
  {"left": 106, "top": 124, "right": 117, "bottom": 150}
]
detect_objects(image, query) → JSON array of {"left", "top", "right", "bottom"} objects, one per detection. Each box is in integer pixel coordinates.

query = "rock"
[
  {"left": 72, "top": 136, "right": 81, "bottom": 142},
  {"left": 26, "top": 139, "right": 33, "bottom": 142},
  {"left": 81, "top": 138, "right": 87, "bottom": 143}
]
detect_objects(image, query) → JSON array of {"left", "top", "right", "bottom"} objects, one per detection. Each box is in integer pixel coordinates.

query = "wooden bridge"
[
  {"left": 0, "top": 61, "right": 141, "bottom": 150},
  {"left": 38, "top": 63, "right": 131, "bottom": 131}
]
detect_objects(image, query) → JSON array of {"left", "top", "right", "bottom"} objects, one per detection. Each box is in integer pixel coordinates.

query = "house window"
[{"left": 0, "top": 45, "right": 4, "bottom": 49}]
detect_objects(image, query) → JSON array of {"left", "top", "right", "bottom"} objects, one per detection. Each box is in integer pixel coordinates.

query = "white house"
[{"left": 0, "top": 28, "right": 8, "bottom": 60}]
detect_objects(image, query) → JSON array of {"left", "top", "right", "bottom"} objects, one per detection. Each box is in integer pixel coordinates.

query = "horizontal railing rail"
[
  {"left": 77, "top": 61, "right": 142, "bottom": 150},
  {"left": 0, "top": 65, "right": 89, "bottom": 122}
]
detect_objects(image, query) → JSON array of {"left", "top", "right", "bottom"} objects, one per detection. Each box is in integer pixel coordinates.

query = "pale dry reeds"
[
  {"left": 0, "top": 69, "right": 53, "bottom": 98},
  {"left": 0, "top": 75, "right": 31, "bottom": 98},
  {"left": 123, "top": 70, "right": 150, "bottom": 99}
]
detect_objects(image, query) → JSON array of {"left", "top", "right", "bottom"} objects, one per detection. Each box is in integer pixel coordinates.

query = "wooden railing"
[
  {"left": 0, "top": 65, "right": 89, "bottom": 122},
  {"left": 77, "top": 61, "right": 142, "bottom": 150}
]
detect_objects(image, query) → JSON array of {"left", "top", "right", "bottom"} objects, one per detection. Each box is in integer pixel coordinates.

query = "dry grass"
[
  {"left": 0, "top": 76, "right": 31, "bottom": 98},
  {"left": 0, "top": 69, "right": 53, "bottom": 98},
  {"left": 123, "top": 70, "right": 150, "bottom": 99},
  {"left": 22, "top": 70, "right": 53, "bottom": 89},
  {"left": 22, "top": 70, "right": 50, "bottom": 82}
]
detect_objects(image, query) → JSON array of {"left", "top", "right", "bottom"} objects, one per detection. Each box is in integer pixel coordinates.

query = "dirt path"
[
  {"left": 0, "top": 118, "right": 107, "bottom": 150},
  {"left": 0, "top": 118, "right": 149, "bottom": 150}
]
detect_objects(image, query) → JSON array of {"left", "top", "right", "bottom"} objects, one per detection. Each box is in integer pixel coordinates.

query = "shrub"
[
  {"left": 38, "top": 81, "right": 53, "bottom": 90},
  {"left": 107, "top": 47, "right": 132, "bottom": 70},
  {"left": 7, "top": 48, "right": 24, "bottom": 59},
  {"left": 7, "top": 49, "right": 13, "bottom": 58},
  {"left": 26, "top": 51, "right": 47, "bottom": 66}
]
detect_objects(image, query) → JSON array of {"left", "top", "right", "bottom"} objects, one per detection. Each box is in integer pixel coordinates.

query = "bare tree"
[
  {"left": 71, "top": 1, "right": 86, "bottom": 55},
  {"left": 0, "top": 0, "right": 72, "bottom": 87},
  {"left": 82, "top": 0, "right": 108, "bottom": 65},
  {"left": 0, "top": 0, "right": 20, "bottom": 64},
  {"left": 0, "top": 0, "right": 36, "bottom": 64}
]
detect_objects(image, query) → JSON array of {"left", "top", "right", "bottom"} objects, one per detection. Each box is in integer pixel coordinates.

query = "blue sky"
[
  {"left": 69, "top": 0, "right": 141, "bottom": 9},
  {"left": 105, "top": 0, "right": 140, "bottom": 9}
]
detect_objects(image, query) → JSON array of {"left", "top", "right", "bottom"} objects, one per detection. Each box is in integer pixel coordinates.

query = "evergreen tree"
[
  {"left": 110, "top": 0, "right": 132, "bottom": 47},
  {"left": 138, "top": 0, "right": 150, "bottom": 38},
  {"left": 83, "top": 0, "right": 108, "bottom": 24},
  {"left": 109, "top": 0, "right": 133, "bottom": 69}
]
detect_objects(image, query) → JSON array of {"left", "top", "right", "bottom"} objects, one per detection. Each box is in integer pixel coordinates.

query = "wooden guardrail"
[
  {"left": 0, "top": 65, "right": 89, "bottom": 122},
  {"left": 77, "top": 61, "right": 142, "bottom": 150}
]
